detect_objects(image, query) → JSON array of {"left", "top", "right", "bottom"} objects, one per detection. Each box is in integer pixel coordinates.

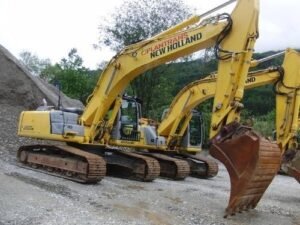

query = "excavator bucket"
[{"left": 210, "top": 122, "right": 281, "bottom": 217}]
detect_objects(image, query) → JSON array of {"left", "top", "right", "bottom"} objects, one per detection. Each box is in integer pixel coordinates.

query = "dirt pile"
[
  {"left": 0, "top": 44, "right": 83, "bottom": 109},
  {"left": 0, "top": 44, "right": 84, "bottom": 159}
]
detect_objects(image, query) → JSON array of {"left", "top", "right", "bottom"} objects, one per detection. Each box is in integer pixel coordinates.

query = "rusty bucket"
[{"left": 210, "top": 122, "right": 281, "bottom": 217}]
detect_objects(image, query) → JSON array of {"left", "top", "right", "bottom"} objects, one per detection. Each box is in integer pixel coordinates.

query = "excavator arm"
[
  {"left": 79, "top": 0, "right": 259, "bottom": 143},
  {"left": 82, "top": 18, "right": 225, "bottom": 141},
  {"left": 275, "top": 50, "right": 300, "bottom": 183},
  {"left": 158, "top": 66, "right": 280, "bottom": 146},
  {"left": 275, "top": 51, "right": 300, "bottom": 149}
]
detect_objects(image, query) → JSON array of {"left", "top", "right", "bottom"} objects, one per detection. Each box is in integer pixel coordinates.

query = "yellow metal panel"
[
  {"left": 282, "top": 49, "right": 300, "bottom": 88},
  {"left": 210, "top": 0, "right": 259, "bottom": 138},
  {"left": 18, "top": 111, "right": 85, "bottom": 143},
  {"left": 18, "top": 111, "right": 51, "bottom": 137}
]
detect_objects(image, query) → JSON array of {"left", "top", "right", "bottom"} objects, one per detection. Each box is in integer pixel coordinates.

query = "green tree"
[
  {"left": 97, "top": 0, "right": 192, "bottom": 117},
  {"left": 41, "top": 48, "right": 100, "bottom": 103},
  {"left": 19, "top": 51, "right": 51, "bottom": 76}
]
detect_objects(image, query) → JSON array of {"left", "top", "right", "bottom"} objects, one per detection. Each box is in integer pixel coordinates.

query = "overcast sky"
[{"left": 0, "top": 0, "right": 299, "bottom": 69}]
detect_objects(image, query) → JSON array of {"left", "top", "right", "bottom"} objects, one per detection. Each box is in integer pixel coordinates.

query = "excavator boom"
[
  {"left": 80, "top": 0, "right": 259, "bottom": 142},
  {"left": 158, "top": 67, "right": 280, "bottom": 139},
  {"left": 275, "top": 50, "right": 300, "bottom": 183}
]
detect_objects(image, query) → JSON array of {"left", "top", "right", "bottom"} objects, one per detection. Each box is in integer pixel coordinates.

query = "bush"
[{"left": 252, "top": 110, "right": 275, "bottom": 137}]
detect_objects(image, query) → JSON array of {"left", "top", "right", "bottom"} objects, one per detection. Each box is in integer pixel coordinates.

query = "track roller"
[
  {"left": 103, "top": 150, "right": 160, "bottom": 181},
  {"left": 175, "top": 154, "right": 218, "bottom": 178},
  {"left": 17, "top": 145, "right": 106, "bottom": 183},
  {"left": 142, "top": 153, "right": 190, "bottom": 180}
]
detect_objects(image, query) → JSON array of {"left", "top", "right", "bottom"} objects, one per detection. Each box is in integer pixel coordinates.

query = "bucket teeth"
[{"left": 210, "top": 122, "right": 281, "bottom": 217}]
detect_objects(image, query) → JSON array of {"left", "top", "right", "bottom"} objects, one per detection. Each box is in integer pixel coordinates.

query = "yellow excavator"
[{"left": 17, "top": 0, "right": 290, "bottom": 216}]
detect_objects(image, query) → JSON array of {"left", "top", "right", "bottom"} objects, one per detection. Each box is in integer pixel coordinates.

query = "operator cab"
[
  {"left": 120, "top": 97, "right": 140, "bottom": 141},
  {"left": 161, "top": 108, "right": 204, "bottom": 149},
  {"left": 179, "top": 110, "right": 204, "bottom": 149},
  {"left": 111, "top": 95, "right": 142, "bottom": 141},
  {"left": 188, "top": 111, "right": 204, "bottom": 147}
]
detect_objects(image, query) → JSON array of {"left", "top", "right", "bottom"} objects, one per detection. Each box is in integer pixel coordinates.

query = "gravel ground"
[{"left": 0, "top": 104, "right": 299, "bottom": 225}]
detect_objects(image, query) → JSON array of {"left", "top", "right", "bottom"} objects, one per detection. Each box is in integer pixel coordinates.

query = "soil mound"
[{"left": 0, "top": 44, "right": 83, "bottom": 109}]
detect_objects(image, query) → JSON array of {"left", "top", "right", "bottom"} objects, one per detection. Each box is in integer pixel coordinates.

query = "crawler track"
[
  {"left": 17, "top": 145, "right": 106, "bottom": 183},
  {"left": 143, "top": 153, "right": 190, "bottom": 180},
  {"left": 176, "top": 154, "right": 219, "bottom": 178},
  {"left": 103, "top": 150, "right": 160, "bottom": 181}
]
